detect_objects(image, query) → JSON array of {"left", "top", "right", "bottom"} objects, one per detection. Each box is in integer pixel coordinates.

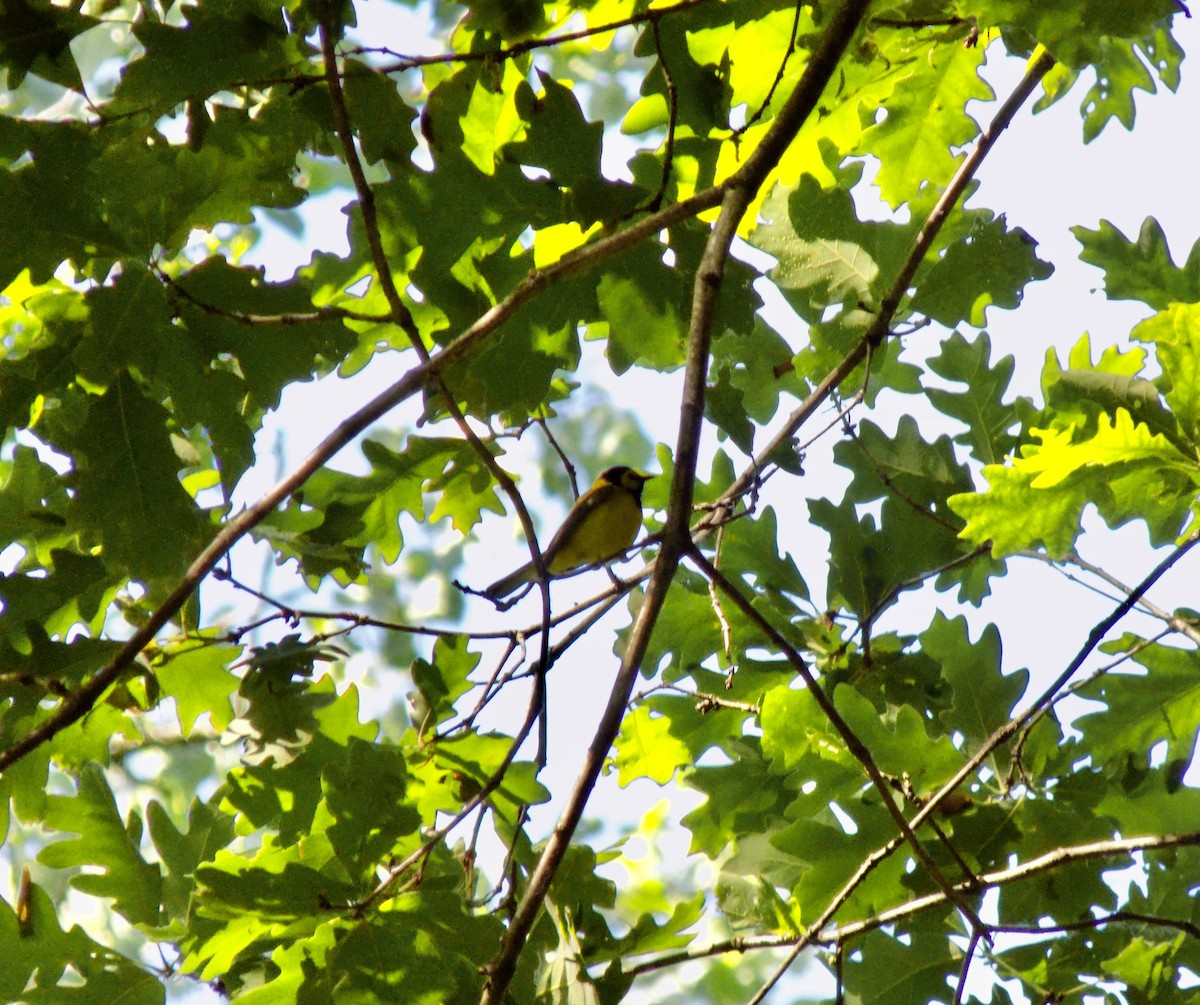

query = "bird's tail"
[{"left": 482, "top": 562, "right": 534, "bottom": 601}]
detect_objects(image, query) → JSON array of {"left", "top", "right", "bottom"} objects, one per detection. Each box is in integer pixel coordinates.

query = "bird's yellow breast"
[{"left": 545, "top": 483, "right": 643, "bottom": 573}]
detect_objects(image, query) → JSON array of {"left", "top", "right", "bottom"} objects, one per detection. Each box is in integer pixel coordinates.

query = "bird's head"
[{"left": 599, "top": 466, "right": 653, "bottom": 501}]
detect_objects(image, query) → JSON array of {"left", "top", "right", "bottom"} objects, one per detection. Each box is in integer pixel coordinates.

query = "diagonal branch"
[
  {"left": 0, "top": 73, "right": 725, "bottom": 777},
  {"left": 368, "top": 0, "right": 715, "bottom": 74},
  {"left": 760, "top": 531, "right": 1199, "bottom": 997},
  {"left": 625, "top": 830, "right": 1200, "bottom": 977},
  {"left": 1028, "top": 548, "right": 1200, "bottom": 646},
  {"left": 691, "top": 551, "right": 989, "bottom": 952},
  {"left": 477, "top": 2, "right": 878, "bottom": 1001},
  {"left": 701, "top": 48, "right": 1059, "bottom": 533}
]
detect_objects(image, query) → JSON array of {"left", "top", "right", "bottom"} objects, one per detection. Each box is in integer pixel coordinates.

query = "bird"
[{"left": 483, "top": 466, "right": 653, "bottom": 601}]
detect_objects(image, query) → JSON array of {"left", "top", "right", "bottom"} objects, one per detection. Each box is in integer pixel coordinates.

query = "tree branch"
[
  {"left": 0, "top": 51, "right": 728, "bottom": 778},
  {"left": 1026, "top": 547, "right": 1200, "bottom": 646},
  {"left": 701, "top": 48, "right": 1059, "bottom": 534},
  {"left": 366, "top": 0, "right": 715, "bottom": 74},
  {"left": 691, "top": 549, "right": 991, "bottom": 987},
  {"left": 478, "top": 2, "right": 878, "bottom": 1000},
  {"left": 627, "top": 831, "right": 1200, "bottom": 977}
]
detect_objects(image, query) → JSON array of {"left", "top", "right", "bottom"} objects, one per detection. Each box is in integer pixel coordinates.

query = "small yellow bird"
[{"left": 483, "top": 466, "right": 653, "bottom": 601}]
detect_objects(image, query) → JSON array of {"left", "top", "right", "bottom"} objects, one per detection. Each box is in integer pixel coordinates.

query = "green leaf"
[
  {"left": 861, "top": 38, "right": 990, "bottom": 208},
  {"left": 604, "top": 890, "right": 705, "bottom": 959},
  {"left": 0, "top": 119, "right": 130, "bottom": 286},
  {"left": 38, "top": 764, "right": 163, "bottom": 926},
  {"left": 1022, "top": 410, "right": 1190, "bottom": 486},
  {"left": 322, "top": 738, "right": 421, "bottom": 874},
  {"left": 111, "top": 3, "right": 298, "bottom": 114},
  {"left": 411, "top": 633, "right": 481, "bottom": 729},
  {"left": 417, "top": 731, "right": 549, "bottom": 827},
  {"left": 0, "top": 0, "right": 96, "bottom": 92},
  {"left": 510, "top": 72, "right": 607, "bottom": 200},
  {"left": 155, "top": 643, "right": 238, "bottom": 736},
  {"left": 596, "top": 270, "right": 685, "bottom": 374},
  {"left": 809, "top": 495, "right": 966, "bottom": 619},
  {"left": 842, "top": 929, "right": 964, "bottom": 1005},
  {"left": 0, "top": 555, "right": 114, "bottom": 649},
  {"left": 760, "top": 685, "right": 848, "bottom": 775},
  {"left": 838, "top": 415, "right": 974, "bottom": 514},
  {"left": 194, "top": 841, "right": 358, "bottom": 924},
  {"left": 1074, "top": 217, "right": 1200, "bottom": 310},
  {"left": 1103, "top": 936, "right": 1188, "bottom": 1000},
  {"left": 345, "top": 66, "right": 419, "bottom": 167},
  {"left": 926, "top": 330, "right": 1025, "bottom": 466},
  {"left": 832, "top": 684, "right": 963, "bottom": 787},
  {"left": 1074, "top": 644, "right": 1200, "bottom": 770},
  {"left": 707, "top": 320, "right": 808, "bottom": 440},
  {"left": 1080, "top": 35, "right": 1157, "bottom": 141},
  {"left": 258, "top": 435, "right": 503, "bottom": 584},
  {"left": 925, "top": 614, "right": 1026, "bottom": 739},
  {"left": 682, "top": 738, "right": 790, "bottom": 861},
  {"left": 318, "top": 896, "right": 504, "bottom": 1003},
  {"left": 176, "top": 258, "right": 355, "bottom": 411},
  {"left": 912, "top": 215, "right": 1054, "bottom": 328},
  {"left": 951, "top": 408, "right": 1198, "bottom": 557},
  {"left": 0, "top": 881, "right": 163, "bottom": 1004},
  {"left": 147, "top": 798, "right": 236, "bottom": 921},
  {"left": 614, "top": 705, "right": 692, "bottom": 786},
  {"left": 974, "top": 0, "right": 1180, "bottom": 68},
  {"left": 50, "top": 372, "right": 212, "bottom": 584},
  {"left": 752, "top": 172, "right": 911, "bottom": 322},
  {"left": 640, "top": 572, "right": 730, "bottom": 683},
  {"left": 716, "top": 832, "right": 805, "bottom": 928},
  {"left": 1132, "top": 302, "right": 1200, "bottom": 447}
]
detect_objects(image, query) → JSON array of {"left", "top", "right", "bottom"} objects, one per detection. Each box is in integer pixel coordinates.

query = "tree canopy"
[{"left": 1, "top": 1, "right": 1199, "bottom": 1003}]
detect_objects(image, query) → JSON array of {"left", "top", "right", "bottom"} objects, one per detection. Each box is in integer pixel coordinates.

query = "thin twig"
[
  {"left": 1027, "top": 548, "right": 1200, "bottom": 646},
  {"left": 1007, "top": 627, "right": 1171, "bottom": 789},
  {"left": 534, "top": 418, "right": 580, "bottom": 499},
  {"left": 840, "top": 415, "right": 962, "bottom": 532},
  {"left": 634, "top": 682, "right": 762, "bottom": 715},
  {"left": 641, "top": 17, "right": 679, "bottom": 213},
  {"left": 366, "top": 0, "right": 714, "bottom": 74},
  {"left": 733, "top": 0, "right": 806, "bottom": 142},
  {"left": 852, "top": 543, "right": 992, "bottom": 643},
  {"left": 354, "top": 672, "right": 543, "bottom": 912},
  {"left": 706, "top": 532, "right": 734, "bottom": 668},
  {"left": 953, "top": 927, "right": 982, "bottom": 1005},
  {"left": 447, "top": 594, "right": 627, "bottom": 740},
  {"left": 158, "top": 266, "right": 391, "bottom": 325},
  {"left": 993, "top": 909, "right": 1200, "bottom": 943}
]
